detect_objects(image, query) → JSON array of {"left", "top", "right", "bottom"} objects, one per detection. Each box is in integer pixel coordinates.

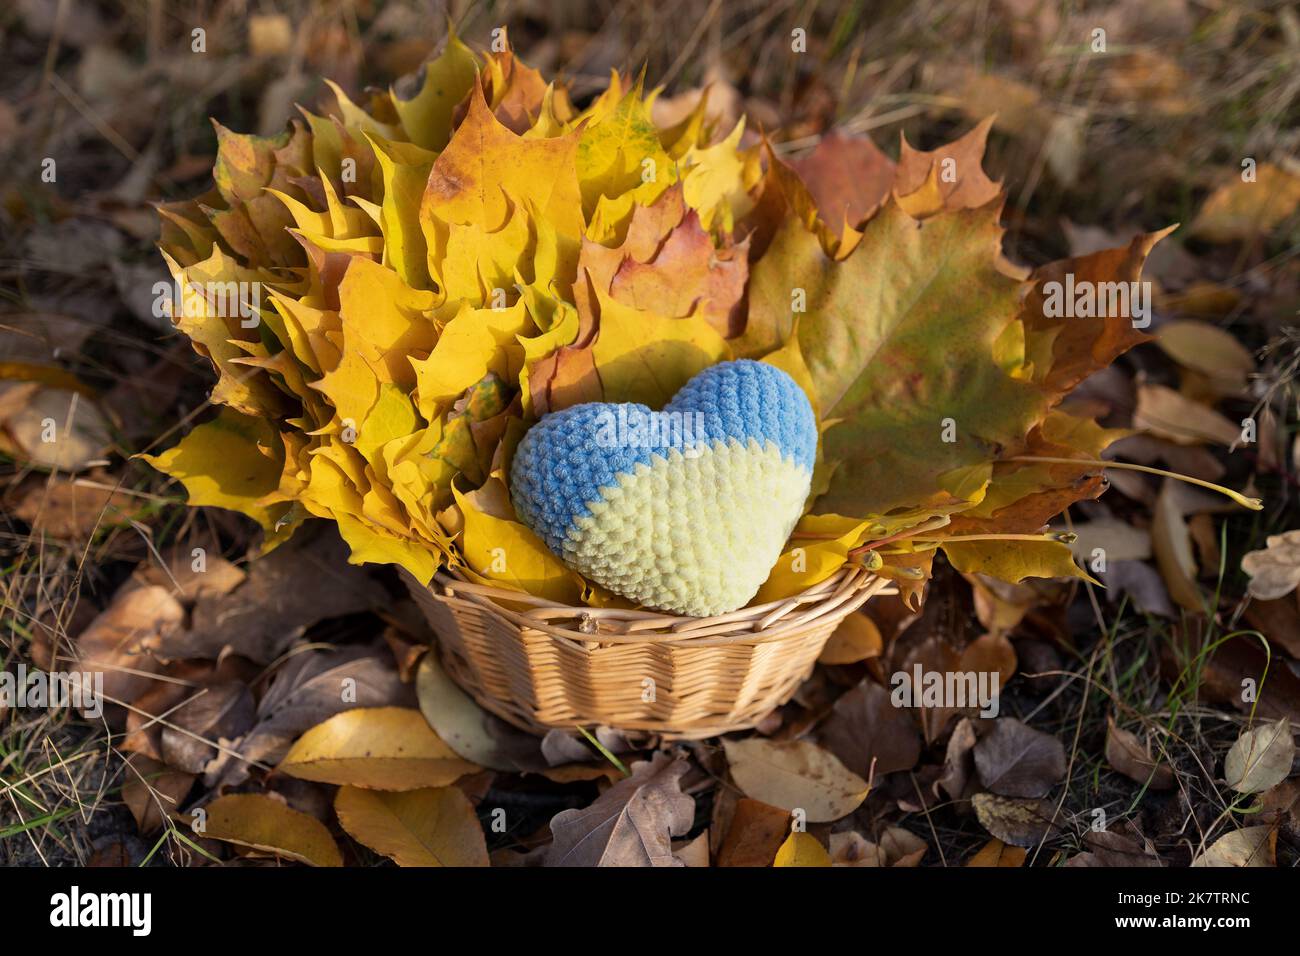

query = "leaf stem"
[
  {"left": 1006, "top": 456, "right": 1263, "bottom": 510},
  {"left": 910, "top": 531, "right": 1078, "bottom": 545},
  {"left": 847, "top": 516, "right": 952, "bottom": 558}
]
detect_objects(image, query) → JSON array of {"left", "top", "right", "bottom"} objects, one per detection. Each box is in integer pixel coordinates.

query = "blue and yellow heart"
[{"left": 510, "top": 360, "right": 817, "bottom": 616}]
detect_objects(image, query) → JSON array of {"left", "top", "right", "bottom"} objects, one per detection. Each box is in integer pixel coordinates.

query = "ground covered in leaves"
[{"left": 2, "top": 0, "right": 1299, "bottom": 867}]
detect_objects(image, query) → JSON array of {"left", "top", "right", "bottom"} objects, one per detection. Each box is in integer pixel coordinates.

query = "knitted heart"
[{"left": 510, "top": 360, "right": 817, "bottom": 616}]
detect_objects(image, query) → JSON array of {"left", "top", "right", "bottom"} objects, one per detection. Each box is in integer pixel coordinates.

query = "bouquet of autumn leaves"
[{"left": 145, "top": 32, "right": 1181, "bottom": 611}]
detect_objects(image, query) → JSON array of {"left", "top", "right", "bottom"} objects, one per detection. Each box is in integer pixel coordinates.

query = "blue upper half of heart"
[{"left": 510, "top": 360, "right": 817, "bottom": 554}]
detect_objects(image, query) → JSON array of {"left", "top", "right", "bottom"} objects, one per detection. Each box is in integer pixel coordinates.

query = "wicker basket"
[{"left": 405, "top": 565, "right": 893, "bottom": 739}]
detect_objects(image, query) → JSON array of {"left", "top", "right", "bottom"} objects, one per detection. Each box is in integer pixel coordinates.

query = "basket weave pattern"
[{"left": 407, "top": 566, "right": 892, "bottom": 739}]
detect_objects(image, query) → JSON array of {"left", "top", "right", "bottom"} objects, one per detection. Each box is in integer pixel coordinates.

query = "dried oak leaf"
[
  {"left": 156, "top": 525, "right": 388, "bottom": 664},
  {"left": 1242, "top": 531, "right": 1300, "bottom": 602},
  {"left": 545, "top": 753, "right": 695, "bottom": 867},
  {"left": 1065, "top": 829, "right": 1163, "bottom": 868}
]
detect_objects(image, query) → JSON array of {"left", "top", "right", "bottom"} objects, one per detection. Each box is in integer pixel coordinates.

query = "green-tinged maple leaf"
[{"left": 749, "top": 199, "right": 1048, "bottom": 517}]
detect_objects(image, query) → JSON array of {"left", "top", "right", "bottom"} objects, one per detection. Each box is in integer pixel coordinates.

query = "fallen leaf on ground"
[
  {"left": 279, "top": 706, "right": 479, "bottom": 790},
  {"left": 1134, "top": 383, "right": 1241, "bottom": 446},
  {"left": 334, "top": 785, "right": 488, "bottom": 866},
  {"left": 673, "top": 831, "right": 711, "bottom": 867},
  {"left": 1241, "top": 531, "right": 1300, "bottom": 601},
  {"left": 1155, "top": 319, "right": 1255, "bottom": 394},
  {"left": 966, "top": 838, "right": 1026, "bottom": 867},
  {"left": 936, "top": 717, "right": 979, "bottom": 802},
  {"left": 200, "top": 793, "right": 342, "bottom": 866},
  {"left": 716, "top": 797, "right": 791, "bottom": 867},
  {"left": 1104, "top": 717, "right": 1176, "bottom": 790},
  {"left": 121, "top": 754, "right": 195, "bottom": 834},
  {"left": 1224, "top": 718, "right": 1294, "bottom": 794},
  {"left": 972, "top": 792, "right": 1060, "bottom": 847},
  {"left": 818, "top": 679, "right": 922, "bottom": 777},
  {"left": 0, "top": 384, "right": 113, "bottom": 472},
  {"left": 818, "top": 611, "right": 883, "bottom": 664},
  {"left": 205, "top": 642, "right": 410, "bottom": 789},
  {"left": 974, "top": 718, "right": 1067, "bottom": 798},
  {"left": 1151, "top": 479, "right": 1203, "bottom": 611},
  {"left": 1190, "top": 163, "right": 1300, "bottom": 243},
  {"left": 1065, "top": 829, "right": 1162, "bottom": 867},
  {"left": 1066, "top": 518, "right": 1152, "bottom": 564},
  {"left": 1190, "top": 826, "right": 1275, "bottom": 867},
  {"left": 161, "top": 680, "right": 255, "bottom": 774},
  {"left": 723, "top": 738, "right": 871, "bottom": 822},
  {"left": 773, "top": 832, "right": 831, "bottom": 867},
  {"left": 74, "top": 583, "right": 182, "bottom": 708},
  {"left": 12, "top": 474, "right": 144, "bottom": 538},
  {"left": 156, "top": 525, "right": 389, "bottom": 663},
  {"left": 415, "top": 651, "right": 546, "bottom": 772},
  {"left": 546, "top": 753, "right": 694, "bottom": 867}
]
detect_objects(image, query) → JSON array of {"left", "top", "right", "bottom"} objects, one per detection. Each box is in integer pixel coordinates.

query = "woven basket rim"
[{"left": 424, "top": 564, "right": 893, "bottom": 647}]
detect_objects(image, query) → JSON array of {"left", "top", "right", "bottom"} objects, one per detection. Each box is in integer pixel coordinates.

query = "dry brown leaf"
[
  {"left": 546, "top": 753, "right": 694, "bottom": 867},
  {"left": 121, "top": 754, "right": 195, "bottom": 834},
  {"left": 972, "top": 792, "right": 1060, "bottom": 847},
  {"left": 12, "top": 474, "right": 144, "bottom": 538},
  {"left": 1104, "top": 716, "right": 1176, "bottom": 790},
  {"left": 723, "top": 738, "right": 870, "bottom": 822},
  {"left": 961, "top": 632, "right": 1018, "bottom": 689},
  {"left": 716, "top": 797, "right": 791, "bottom": 867},
  {"left": 161, "top": 680, "right": 255, "bottom": 774},
  {"left": 1065, "top": 829, "right": 1163, "bottom": 867},
  {"left": 673, "top": 831, "right": 711, "bottom": 867},
  {"left": 936, "top": 716, "right": 979, "bottom": 802},
  {"left": 966, "top": 837, "right": 1026, "bottom": 867},
  {"left": 155, "top": 526, "right": 388, "bottom": 663},
  {"left": 1151, "top": 479, "right": 1203, "bottom": 611},
  {"left": 74, "top": 583, "right": 182, "bottom": 709},
  {"left": 1156, "top": 319, "right": 1254, "bottom": 395},
  {"left": 1190, "top": 163, "right": 1300, "bottom": 243},
  {"left": 1191, "top": 826, "right": 1276, "bottom": 867},
  {"left": 1067, "top": 518, "right": 1152, "bottom": 564},
  {"left": 334, "top": 785, "right": 489, "bottom": 866},
  {"left": 0, "top": 385, "right": 113, "bottom": 472},
  {"left": 974, "top": 718, "right": 1067, "bottom": 798},
  {"left": 1242, "top": 531, "right": 1300, "bottom": 601},
  {"left": 819, "top": 679, "right": 922, "bottom": 778},
  {"left": 205, "top": 642, "right": 409, "bottom": 790},
  {"left": 1134, "top": 383, "right": 1241, "bottom": 446}
]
